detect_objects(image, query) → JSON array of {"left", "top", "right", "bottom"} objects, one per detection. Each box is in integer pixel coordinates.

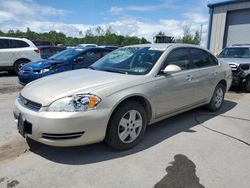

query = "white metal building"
[{"left": 207, "top": 0, "right": 250, "bottom": 54}]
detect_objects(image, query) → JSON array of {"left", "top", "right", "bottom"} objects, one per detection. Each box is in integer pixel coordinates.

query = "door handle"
[{"left": 186, "top": 75, "right": 193, "bottom": 81}]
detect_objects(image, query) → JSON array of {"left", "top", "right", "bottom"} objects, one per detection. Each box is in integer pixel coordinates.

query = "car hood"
[
  {"left": 21, "top": 69, "right": 139, "bottom": 106},
  {"left": 22, "top": 59, "right": 66, "bottom": 70},
  {"left": 219, "top": 58, "right": 250, "bottom": 66}
]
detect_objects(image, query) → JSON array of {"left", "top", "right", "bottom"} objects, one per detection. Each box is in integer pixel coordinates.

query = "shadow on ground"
[
  {"left": 0, "top": 71, "right": 16, "bottom": 77},
  {"left": 154, "top": 154, "right": 205, "bottom": 188},
  {"left": 27, "top": 100, "right": 237, "bottom": 165}
]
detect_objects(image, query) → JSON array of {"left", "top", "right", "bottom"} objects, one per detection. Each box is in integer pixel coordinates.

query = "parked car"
[
  {"left": 32, "top": 40, "right": 53, "bottom": 46},
  {"left": 76, "top": 44, "right": 98, "bottom": 48},
  {"left": 14, "top": 44, "right": 232, "bottom": 150},
  {"left": 18, "top": 47, "right": 112, "bottom": 85},
  {"left": 0, "top": 37, "right": 41, "bottom": 74},
  {"left": 99, "top": 45, "right": 119, "bottom": 50},
  {"left": 218, "top": 45, "right": 250, "bottom": 92},
  {"left": 38, "top": 45, "right": 66, "bottom": 59}
]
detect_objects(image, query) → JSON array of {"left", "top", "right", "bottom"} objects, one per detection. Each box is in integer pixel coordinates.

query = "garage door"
[{"left": 224, "top": 9, "right": 250, "bottom": 47}]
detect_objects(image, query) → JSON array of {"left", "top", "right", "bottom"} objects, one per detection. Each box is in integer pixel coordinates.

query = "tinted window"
[
  {"left": 190, "top": 48, "right": 212, "bottom": 68},
  {"left": 102, "top": 50, "right": 111, "bottom": 56},
  {"left": 0, "top": 39, "right": 10, "bottom": 49},
  {"left": 209, "top": 54, "right": 218, "bottom": 65},
  {"left": 9, "top": 40, "right": 29, "bottom": 48},
  {"left": 82, "top": 51, "right": 101, "bottom": 62},
  {"left": 163, "top": 48, "right": 190, "bottom": 70}
]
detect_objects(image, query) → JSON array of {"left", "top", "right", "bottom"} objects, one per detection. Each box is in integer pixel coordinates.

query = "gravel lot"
[{"left": 0, "top": 72, "right": 249, "bottom": 188}]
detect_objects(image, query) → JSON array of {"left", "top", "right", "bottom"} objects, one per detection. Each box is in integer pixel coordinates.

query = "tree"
[
  {"left": 0, "top": 27, "right": 150, "bottom": 46},
  {"left": 176, "top": 27, "right": 200, "bottom": 45}
]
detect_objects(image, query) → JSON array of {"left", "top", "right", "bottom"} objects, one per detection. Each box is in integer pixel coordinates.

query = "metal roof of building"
[{"left": 208, "top": 0, "right": 250, "bottom": 8}]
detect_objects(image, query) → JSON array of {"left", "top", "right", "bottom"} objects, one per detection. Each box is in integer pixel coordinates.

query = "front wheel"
[
  {"left": 206, "top": 83, "right": 225, "bottom": 111},
  {"left": 105, "top": 101, "right": 147, "bottom": 150}
]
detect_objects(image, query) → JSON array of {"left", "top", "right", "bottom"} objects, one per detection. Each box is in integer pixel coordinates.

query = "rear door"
[
  {"left": 153, "top": 48, "right": 197, "bottom": 118},
  {"left": 189, "top": 48, "right": 220, "bottom": 103}
]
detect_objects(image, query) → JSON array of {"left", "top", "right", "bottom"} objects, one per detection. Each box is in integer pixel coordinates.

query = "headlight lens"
[
  {"left": 47, "top": 94, "right": 101, "bottom": 112},
  {"left": 36, "top": 68, "right": 50, "bottom": 74}
]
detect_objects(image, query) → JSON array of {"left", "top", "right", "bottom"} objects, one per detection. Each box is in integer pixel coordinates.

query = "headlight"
[
  {"left": 36, "top": 68, "right": 50, "bottom": 74},
  {"left": 47, "top": 94, "right": 101, "bottom": 112}
]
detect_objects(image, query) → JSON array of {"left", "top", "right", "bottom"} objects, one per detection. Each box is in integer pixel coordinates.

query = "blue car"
[{"left": 18, "top": 47, "right": 112, "bottom": 85}]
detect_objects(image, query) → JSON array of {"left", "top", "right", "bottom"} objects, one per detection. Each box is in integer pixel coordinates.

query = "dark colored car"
[
  {"left": 38, "top": 45, "right": 66, "bottom": 59},
  {"left": 32, "top": 40, "right": 53, "bottom": 46},
  {"left": 18, "top": 47, "right": 112, "bottom": 85}
]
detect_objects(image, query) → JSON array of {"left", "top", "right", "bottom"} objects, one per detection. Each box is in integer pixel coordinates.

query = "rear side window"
[
  {"left": 9, "top": 40, "right": 29, "bottom": 48},
  {"left": 190, "top": 48, "right": 216, "bottom": 68},
  {"left": 163, "top": 48, "right": 191, "bottom": 70},
  {"left": 0, "top": 39, "right": 10, "bottom": 49}
]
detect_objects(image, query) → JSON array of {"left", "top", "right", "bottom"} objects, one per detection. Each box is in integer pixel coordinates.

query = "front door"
[{"left": 152, "top": 48, "right": 197, "bottom": 118}]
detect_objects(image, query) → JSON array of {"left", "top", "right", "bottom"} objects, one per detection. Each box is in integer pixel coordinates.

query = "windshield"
[
  {"left": 49, "top": 48, "right": 83, "bottom": 61},
  {"left": 90, "top": 47, "right": 164, "bottom": 75},
  {"left": 218, "top": 47, "right": 250, "bottom": 58}
]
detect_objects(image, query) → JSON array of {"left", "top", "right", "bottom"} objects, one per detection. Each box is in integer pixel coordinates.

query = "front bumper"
[{"left": 13, "top": 99, "right": 110, "bottom": 147}]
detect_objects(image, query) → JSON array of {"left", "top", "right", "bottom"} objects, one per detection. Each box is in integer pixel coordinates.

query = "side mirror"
[{"left": 162, "top": 64, "right": 182, "bottom": 74}]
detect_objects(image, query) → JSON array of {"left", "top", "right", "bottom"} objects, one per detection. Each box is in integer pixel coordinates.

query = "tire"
[
  {"left": 206, "top": 83, "right": 226, "bottom": 112},
  {"left": 13, "top": 59, "right": 30, "bottom": 74},
  {"left": 105, "top": 100, "right": 147, "bottom": 150},
  {"left": 245, "top": 77, "right": 250, "bottom": 92}
]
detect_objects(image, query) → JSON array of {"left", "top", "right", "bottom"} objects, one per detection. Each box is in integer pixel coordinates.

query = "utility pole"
[{"left": 200, "top": 24, "right": 203, "bottom": 45}]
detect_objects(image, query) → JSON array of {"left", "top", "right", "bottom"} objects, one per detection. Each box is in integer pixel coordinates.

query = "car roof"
[
  {"left": 0, "top": 36, "right": 29, "bottom": 41},
  {"left": 125, "top": 43, "right": 208, "bottom": 51}
]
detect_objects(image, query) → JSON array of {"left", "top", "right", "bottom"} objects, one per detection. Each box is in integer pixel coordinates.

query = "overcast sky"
[{"left": 0, "top": 0, "right": 227, "bottom": 45}]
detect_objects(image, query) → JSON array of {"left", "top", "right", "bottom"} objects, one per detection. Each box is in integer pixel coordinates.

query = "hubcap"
[
  {"left": 118, "top": 110, "right": 143, "bottom": 143},
  {"left": 18, "top": 63, "right": 25, "bottom": 71},
  {"left": 214, "top": 87, "right": 224, "bottom": 108}
]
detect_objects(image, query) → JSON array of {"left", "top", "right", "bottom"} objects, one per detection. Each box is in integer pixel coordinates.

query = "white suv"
[{"left": 0, "top": 37, "right": 41, "bottom": 74}]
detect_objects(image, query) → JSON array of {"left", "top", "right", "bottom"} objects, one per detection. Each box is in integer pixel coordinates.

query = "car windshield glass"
[
  {"left": 90, "top": 47, "right": 164, "bottom": 75},
  {"left": 49, "top": 48, "right": 83, "bottom": 61},
  {"left": 218, "top": 47, "right": 250, "bottom": 58}
]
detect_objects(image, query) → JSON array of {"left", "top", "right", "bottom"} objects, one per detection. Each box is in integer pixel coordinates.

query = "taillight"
[{"left": 34, "top": 49, "right": 40, "bottom": 53}]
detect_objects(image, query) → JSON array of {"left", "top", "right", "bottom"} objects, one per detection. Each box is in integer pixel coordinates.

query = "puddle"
[{"left": 154, "top": 154, "right": 205, "bottom": 188}]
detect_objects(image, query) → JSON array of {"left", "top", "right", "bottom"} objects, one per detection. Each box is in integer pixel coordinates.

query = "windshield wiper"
[{"left": 102, "top": 68, "right": 128, "bottom": 74}]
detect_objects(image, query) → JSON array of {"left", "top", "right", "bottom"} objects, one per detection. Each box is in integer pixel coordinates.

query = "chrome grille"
[{"left": 19, "top": 95, "right": 42, "bottom": 112}]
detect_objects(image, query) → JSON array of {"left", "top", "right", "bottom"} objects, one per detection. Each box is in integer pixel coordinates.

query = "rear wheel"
[
  {"left": 13, "top": 59, "right": 30, "bottom": 74},
  {"left": 206, "top": 83, "right": 225, "bottom": 111},
  {"left": 105, "top": 101, "right": 147, "bottom": 150}
]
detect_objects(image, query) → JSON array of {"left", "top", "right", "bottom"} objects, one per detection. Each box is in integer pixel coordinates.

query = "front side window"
[
  {"left": 91, "top": 47, "right": 164, "bottom": 75},
  {"left": 0, "top": 39, "right": 10, "bottom": 49},
  {"left": 190, "top": 48, "right": 212, "bottom": 68},
  {"left": 218, "top": 47, "right": 250, "bottom": 58},
  {"left": 163, "top": 48, "right": 190, "bottom": 70}
]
